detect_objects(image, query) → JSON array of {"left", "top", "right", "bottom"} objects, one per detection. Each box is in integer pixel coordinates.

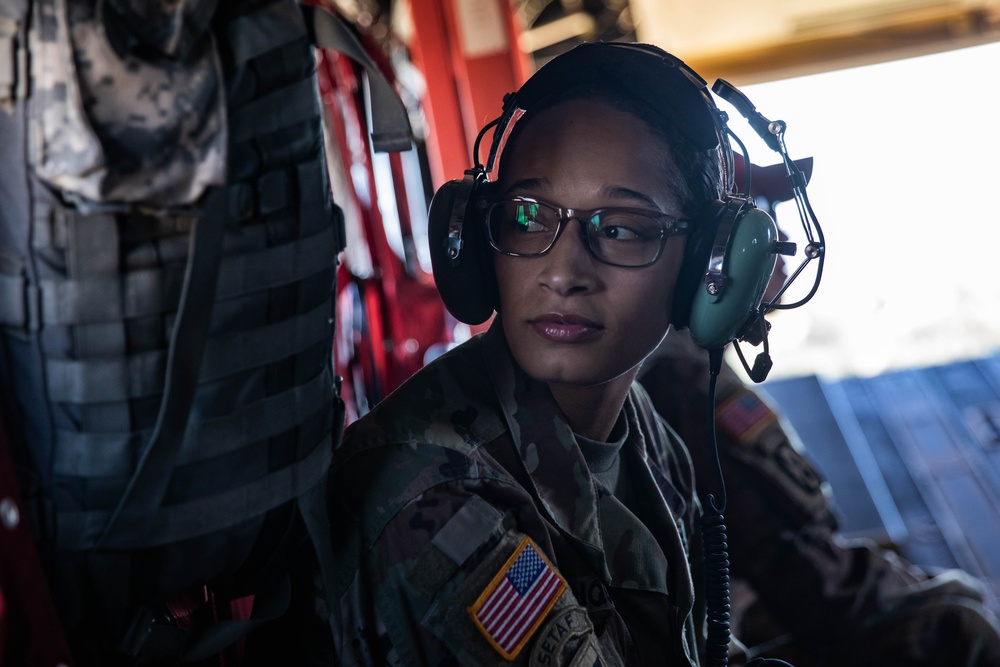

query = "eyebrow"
[
  {"left": 601, "top": 185, "right": 661, "bottom": 210},
  {"left": 503, "top": 178, "right": 663, "bottom": 211}
]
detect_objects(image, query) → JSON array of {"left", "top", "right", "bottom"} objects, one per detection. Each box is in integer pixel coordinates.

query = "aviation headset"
[{"left": 427, "top": 41, "right": 812, "bottom": 356}]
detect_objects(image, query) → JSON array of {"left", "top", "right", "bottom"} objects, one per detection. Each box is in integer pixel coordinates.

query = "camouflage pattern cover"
[
  {"left": 27, "top": 0, "right": 226, "bottom": 206},
  {"left": 328, "top": 322, "right": 708, "bottom": 666}
]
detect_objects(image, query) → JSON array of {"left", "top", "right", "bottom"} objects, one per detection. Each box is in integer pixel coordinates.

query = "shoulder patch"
[
  {"left": 528, "top": 607, "right": 603, "bottom": 667},
  {"left": 468, "top": 536, "right": 567, "bottom": 660},
  {"left": 716, "top": 391, "right": 776, "bottom": 442}
]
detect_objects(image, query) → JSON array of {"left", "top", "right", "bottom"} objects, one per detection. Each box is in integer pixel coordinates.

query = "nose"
[{"left": 537, "top": 217, "right": 599, "bottom": 296}]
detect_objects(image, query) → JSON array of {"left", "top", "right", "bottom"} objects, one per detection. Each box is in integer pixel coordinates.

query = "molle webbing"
[
  {"left": 52, "top": 370, "right": 333, "bottom": 477},
  {"left": 43, "top": 293, "right": 334, "bottom": 404},
  {"left": 0, "top": 187, "right": 339, "bottom": 329},
  {"left": 0, "top": 0, "right": 344, "bottom": 557},
  {"left": 59, "top": 431, "right": 334, "bottom": 550}
]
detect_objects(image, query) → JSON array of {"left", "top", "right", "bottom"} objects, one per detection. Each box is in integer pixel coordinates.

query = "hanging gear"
[
  {"left": 315, "top": 25, "right": 448, "bottom": 421},
  {"left": 0, "top": 1, "right": 410, "bottom": 663}
]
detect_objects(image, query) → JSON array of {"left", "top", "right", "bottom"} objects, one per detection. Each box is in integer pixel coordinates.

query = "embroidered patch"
[
  {"left": 468, "top": 536, "right": 567, "bottom": 660},
  {"left": 716, "top": 391, "right": 776, "bottom": 442},
  {"left": 528, "top": 607, "right": 601, "bottom": 667}
]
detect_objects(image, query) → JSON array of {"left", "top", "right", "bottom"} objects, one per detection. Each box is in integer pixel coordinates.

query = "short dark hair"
[{"left": 496, "top": 79, "right": 724, "bottom": 218}]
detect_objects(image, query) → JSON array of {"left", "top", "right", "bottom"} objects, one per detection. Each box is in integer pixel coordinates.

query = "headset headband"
[{"left": 481, "top": 42, "right": 734, "bottom": 190}]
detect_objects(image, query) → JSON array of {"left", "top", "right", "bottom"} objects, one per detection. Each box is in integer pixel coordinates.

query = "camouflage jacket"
[{"left": 328, "top": 322, "right": 706, "bottom": 666}]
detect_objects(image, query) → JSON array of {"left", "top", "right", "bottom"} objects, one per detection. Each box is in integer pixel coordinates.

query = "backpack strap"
[
  {"left": 0, "top": 267, "right": 36, "bottom": 331},
  {"left": 97, "top": 186, "right": 227, "bottom": 547},
  {"left": 222, "top": 0, "right": 309, "bottom": 65},
  {"left": 302, "top": 5, "right": 413, "bottom": 153},
  {"left": 0, "top": 0, "right": 27, "bottom": 113}
]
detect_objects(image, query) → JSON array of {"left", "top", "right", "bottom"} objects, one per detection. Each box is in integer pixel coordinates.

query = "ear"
[{"left": 427, "top": 172, "right": 499, "bottom": 325}]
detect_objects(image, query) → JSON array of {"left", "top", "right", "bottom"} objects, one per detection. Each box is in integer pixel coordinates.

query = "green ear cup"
[{"left": 688, "top": 206, "right": 778, "bottom": 349}]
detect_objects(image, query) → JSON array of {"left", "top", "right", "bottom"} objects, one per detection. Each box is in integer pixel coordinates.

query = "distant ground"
[{"left": 757, "top": 279, "right": 1000, "bottom": 382}]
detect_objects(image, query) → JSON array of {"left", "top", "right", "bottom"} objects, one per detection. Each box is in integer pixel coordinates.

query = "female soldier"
[{"left": 327, "top": 42, "right": 733, "bottom": 665}]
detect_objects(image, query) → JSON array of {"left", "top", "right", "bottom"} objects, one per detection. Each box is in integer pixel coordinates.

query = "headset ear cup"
[
  {"left": 427, "top": 174, "right": 499, "bottom": 325},
  {"left": 672, "top": 199, "right": 726, "bottom": 331},
  {"left": 684, "top": 202, "right": 779, "bottom": 349}
]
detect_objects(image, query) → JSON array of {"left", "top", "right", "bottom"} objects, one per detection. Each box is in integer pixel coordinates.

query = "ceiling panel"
[{"left": 630, "top": 0, "right": 1000, "bottom": 83}]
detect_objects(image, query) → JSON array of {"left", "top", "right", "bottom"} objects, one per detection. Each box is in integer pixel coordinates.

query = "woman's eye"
[
  {"left": 593, "top": 213, "right": 658, "bottom": 241},
  {"left": 600, "top": 225, "right": 638, "bottom": 240},
  {"left": 594, "top": 217, "right": 644, "bottom": 241}
]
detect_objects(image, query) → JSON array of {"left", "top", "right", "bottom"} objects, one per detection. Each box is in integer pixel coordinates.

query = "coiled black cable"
[
  {"left": 701, "top": 349, "right": 732, "bottom": 667},
  {"left": 700, "top": 498, "right": 731, "bottom": 667},
  {"left": 700, "top": 348, "right": 795, "bottom": 667}
]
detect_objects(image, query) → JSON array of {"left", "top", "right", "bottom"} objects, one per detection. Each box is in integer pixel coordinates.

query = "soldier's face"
[{"left": 494, "top": 100, "right": 687, "bottom": 389}]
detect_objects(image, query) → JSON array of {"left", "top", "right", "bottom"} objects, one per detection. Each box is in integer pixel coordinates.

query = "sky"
[{"left": 720, "top": 40, "right": 1000, "bottom": 380}]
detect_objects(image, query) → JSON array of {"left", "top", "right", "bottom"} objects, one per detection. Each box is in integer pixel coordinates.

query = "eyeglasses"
[{"left": 486, "top": 196, "right": 689, "bottom": 268}]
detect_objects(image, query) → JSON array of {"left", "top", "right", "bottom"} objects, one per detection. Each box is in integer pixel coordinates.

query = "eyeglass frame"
[{"left": 485, "top": 195, "right": 691, "bottom": 268}]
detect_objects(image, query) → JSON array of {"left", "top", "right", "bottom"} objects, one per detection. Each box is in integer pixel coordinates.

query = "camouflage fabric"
[
  {"left": 28, "top": 0, "right": 226, "bottom": 206},
  {"left": 639, "top": 328, "right": 1000, "bottom": 666},
  {"left": 328, "top": 321, "right": 709, "bottom": 666}
]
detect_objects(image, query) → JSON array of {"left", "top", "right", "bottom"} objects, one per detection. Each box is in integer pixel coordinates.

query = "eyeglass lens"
[{"left": 487, "top": 199, "right": 671, "bottom": 267}]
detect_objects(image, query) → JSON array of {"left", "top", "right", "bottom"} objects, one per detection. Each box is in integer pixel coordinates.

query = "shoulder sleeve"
[
  {"left": 331, "top": 481, "right": 502, "bottom": 665},
  {"left": 332, "top": 481, "right": 611, "bottom": 666}
]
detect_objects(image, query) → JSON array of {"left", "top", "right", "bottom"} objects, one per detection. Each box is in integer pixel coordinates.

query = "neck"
[{"left": 548, "top": 369, "right": 638, "bottom": 442}]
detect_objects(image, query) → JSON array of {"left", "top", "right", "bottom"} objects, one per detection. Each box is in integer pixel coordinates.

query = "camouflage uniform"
[
  {"left": 328, "top": 322, "right": 709, "bottom": 666},
  {"left": 639, "top": 328, "right": 1000, "bottom": 666}
]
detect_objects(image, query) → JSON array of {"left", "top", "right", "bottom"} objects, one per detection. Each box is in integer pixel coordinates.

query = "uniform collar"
[
  {"left": 481, "top": 321, "right": 694, "bottom": 602},
  {"left": 482, "top": 321, "right": 606, "bottom": 560}
]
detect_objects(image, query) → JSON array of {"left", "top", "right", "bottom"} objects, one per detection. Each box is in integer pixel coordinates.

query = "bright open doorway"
[{"left": 722, "top": 40, "right": 1000, "bottom": 380}]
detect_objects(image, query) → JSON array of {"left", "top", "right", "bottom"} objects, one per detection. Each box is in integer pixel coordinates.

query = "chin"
[{"left": 517, "top": 353, "right": 636, "bottom": 389}]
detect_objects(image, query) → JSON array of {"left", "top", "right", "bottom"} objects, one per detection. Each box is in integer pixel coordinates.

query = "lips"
[{"left": 529, "top": 313, "right": 603, "bottom": 343}]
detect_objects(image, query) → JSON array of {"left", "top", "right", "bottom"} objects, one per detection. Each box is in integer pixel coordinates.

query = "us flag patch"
[
  {"left": 468, "top": 536, "right": 567, "bottom": 660},
  {"left": 716, "top": 391, "right": 776, "bottom": 442}
]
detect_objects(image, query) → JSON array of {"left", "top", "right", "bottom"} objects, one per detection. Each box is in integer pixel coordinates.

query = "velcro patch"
[{"left": 468, "top": 536, "right": 567, "bottom": 660}]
